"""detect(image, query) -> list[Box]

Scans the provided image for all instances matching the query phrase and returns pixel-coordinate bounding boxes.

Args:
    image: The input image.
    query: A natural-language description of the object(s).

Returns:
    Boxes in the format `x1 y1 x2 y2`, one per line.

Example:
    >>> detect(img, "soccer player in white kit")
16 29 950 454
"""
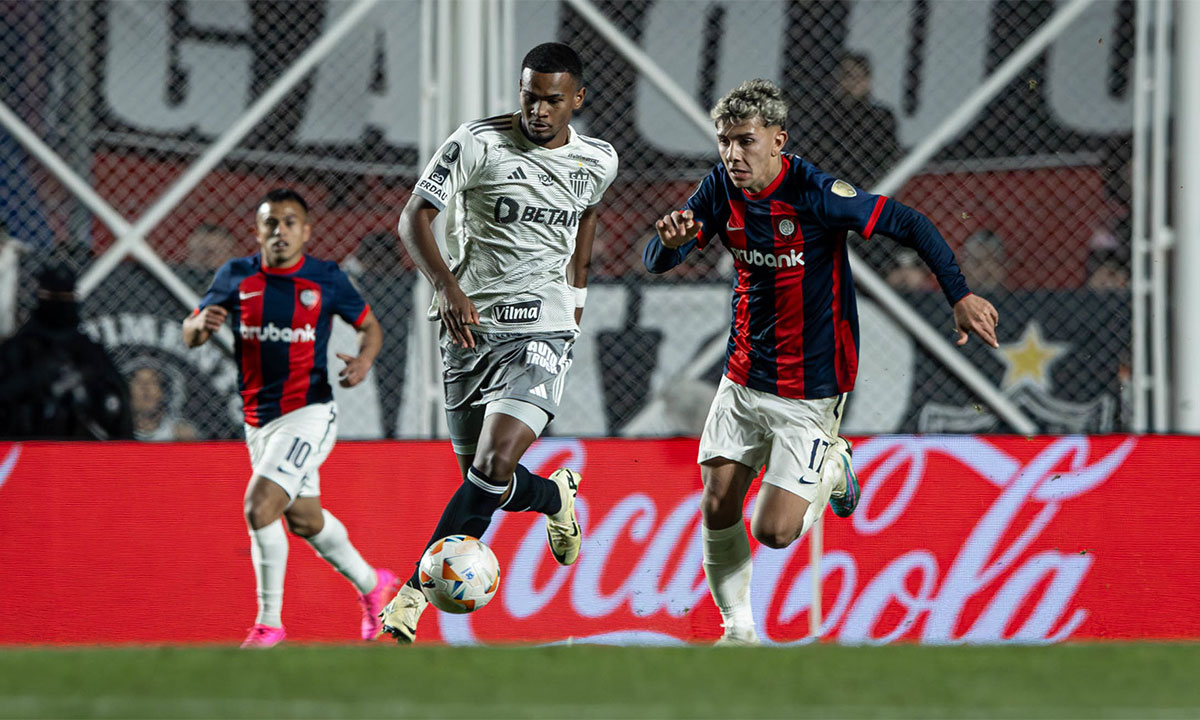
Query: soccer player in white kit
380 43 618 643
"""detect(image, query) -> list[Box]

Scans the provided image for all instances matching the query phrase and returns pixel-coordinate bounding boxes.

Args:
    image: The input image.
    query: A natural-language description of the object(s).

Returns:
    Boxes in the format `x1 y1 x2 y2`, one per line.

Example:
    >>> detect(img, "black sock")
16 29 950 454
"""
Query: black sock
499 464 562 515
408 466 505 587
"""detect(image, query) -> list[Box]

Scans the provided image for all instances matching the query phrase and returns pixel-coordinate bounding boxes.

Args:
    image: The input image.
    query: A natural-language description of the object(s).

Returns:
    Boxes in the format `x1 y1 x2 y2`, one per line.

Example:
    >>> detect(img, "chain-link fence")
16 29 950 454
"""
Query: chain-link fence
0 0 1138 440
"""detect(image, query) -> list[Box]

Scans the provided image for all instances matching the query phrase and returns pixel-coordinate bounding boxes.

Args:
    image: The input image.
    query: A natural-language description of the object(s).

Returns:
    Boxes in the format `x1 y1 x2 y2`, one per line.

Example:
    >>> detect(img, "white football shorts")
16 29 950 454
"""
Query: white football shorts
698 376 847 503
244 401 338 498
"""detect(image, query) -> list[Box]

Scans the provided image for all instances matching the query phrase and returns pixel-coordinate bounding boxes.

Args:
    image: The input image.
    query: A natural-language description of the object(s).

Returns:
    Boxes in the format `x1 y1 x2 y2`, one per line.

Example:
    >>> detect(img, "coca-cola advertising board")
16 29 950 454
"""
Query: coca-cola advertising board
0 436 1196 645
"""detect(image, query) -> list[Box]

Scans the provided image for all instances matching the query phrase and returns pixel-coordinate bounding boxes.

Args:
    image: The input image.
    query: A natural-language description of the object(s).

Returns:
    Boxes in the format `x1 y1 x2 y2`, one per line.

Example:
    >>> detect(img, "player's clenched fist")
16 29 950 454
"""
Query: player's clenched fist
196 305 228 332
655 209 703 249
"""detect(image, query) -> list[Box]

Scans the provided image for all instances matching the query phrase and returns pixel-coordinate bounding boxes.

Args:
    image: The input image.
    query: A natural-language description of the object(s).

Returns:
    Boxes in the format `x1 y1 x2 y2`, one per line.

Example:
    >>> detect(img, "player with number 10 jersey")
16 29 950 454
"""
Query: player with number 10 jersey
184 188 395 648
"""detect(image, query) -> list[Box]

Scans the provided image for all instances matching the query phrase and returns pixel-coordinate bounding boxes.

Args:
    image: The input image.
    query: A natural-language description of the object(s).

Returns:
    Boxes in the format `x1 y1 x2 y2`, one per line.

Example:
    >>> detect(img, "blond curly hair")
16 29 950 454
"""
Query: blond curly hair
711 78 788 128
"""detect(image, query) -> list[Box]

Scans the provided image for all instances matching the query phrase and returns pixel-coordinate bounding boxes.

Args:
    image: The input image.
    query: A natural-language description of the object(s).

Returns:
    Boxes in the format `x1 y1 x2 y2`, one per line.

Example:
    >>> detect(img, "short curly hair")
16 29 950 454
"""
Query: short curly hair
710 78 788 129
522 42 584 87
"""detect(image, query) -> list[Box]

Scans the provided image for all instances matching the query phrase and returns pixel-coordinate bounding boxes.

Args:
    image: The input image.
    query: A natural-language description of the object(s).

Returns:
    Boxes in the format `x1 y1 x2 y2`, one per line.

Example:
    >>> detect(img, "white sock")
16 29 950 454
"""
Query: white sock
702 521 755 634
249 519 288 628
798 492 829 539
799 453 839 536
305 509 376 594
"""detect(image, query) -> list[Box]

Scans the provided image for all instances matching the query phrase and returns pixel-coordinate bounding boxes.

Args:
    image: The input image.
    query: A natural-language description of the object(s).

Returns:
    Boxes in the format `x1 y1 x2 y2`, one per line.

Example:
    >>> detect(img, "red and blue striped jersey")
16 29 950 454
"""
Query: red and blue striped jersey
644 154 970 400
195 254 370 427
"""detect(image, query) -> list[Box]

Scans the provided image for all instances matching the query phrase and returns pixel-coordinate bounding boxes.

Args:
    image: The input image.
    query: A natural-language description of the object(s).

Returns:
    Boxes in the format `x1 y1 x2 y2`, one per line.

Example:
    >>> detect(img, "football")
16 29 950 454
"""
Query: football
418 535 501 614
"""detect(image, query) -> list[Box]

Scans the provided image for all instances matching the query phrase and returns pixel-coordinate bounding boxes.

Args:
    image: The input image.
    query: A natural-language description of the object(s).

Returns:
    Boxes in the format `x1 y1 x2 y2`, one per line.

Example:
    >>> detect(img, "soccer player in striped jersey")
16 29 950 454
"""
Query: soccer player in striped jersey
644 79 999 645
379 42 618 643
183 188 395 648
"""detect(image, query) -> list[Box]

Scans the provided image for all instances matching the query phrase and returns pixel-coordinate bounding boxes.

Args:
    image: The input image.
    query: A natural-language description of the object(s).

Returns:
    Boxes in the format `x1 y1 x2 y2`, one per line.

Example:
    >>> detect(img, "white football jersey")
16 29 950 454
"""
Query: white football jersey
412 113 618 334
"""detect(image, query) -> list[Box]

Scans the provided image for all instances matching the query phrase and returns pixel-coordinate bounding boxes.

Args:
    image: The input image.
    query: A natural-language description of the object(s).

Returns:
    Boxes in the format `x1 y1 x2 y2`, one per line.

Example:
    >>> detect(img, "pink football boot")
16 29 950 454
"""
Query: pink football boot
358 568 399 640
240 624 286 648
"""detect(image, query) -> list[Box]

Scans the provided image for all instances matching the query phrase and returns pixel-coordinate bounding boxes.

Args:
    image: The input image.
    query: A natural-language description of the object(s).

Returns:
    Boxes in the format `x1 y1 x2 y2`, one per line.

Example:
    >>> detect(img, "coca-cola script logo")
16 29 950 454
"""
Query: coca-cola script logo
6 437 1196 646
435 436 1137 645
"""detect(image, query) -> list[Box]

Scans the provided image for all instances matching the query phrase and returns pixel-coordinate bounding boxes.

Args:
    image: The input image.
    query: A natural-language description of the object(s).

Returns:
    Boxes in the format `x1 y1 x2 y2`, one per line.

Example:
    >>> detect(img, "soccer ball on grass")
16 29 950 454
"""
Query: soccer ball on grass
418 534 501 613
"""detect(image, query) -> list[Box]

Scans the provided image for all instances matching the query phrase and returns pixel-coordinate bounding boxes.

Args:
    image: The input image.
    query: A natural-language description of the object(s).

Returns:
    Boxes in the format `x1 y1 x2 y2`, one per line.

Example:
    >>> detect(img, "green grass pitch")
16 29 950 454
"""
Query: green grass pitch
0 643 1197 719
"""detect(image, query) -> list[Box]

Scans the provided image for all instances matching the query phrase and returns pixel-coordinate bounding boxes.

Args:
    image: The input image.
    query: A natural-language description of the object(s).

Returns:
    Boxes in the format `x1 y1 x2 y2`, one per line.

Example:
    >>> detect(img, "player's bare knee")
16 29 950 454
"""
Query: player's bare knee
700 486 738 524
244 500 280 530
751 529 795 550
750 519 800 550
244 479 288 529
285 514 319 538
284 498 325 537
473 449 519 485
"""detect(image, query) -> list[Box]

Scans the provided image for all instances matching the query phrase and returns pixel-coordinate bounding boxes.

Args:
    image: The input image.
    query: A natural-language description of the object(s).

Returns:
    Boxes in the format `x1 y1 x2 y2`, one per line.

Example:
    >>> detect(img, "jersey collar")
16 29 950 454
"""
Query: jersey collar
259 254 307 275
741 155 791 201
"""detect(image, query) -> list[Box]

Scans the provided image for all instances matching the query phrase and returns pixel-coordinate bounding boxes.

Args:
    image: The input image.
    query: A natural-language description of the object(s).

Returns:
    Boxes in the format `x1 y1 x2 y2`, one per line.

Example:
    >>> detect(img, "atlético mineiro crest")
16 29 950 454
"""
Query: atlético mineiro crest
299 288 320 309
569 166 590 198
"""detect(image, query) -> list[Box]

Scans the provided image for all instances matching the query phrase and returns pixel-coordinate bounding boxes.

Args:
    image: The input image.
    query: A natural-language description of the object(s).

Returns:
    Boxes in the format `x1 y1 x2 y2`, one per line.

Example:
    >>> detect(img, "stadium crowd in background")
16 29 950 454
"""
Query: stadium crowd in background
123 355 198 442
183 224 239 271
0 263 132 440
960 229 1008 293
803 52 900 190
341 230 403 282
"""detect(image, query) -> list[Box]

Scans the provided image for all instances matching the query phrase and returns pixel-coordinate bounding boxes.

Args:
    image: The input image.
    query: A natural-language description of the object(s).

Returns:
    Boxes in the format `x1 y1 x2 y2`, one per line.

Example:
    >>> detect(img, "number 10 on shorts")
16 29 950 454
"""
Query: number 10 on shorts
285 437 312 468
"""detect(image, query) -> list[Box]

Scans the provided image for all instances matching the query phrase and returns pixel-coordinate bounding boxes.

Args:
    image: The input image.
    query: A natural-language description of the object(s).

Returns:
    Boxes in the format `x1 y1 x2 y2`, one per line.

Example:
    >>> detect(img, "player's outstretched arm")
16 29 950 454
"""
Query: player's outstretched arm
953 294 1000 348
863 198 999 349
398 195 478 348
181 306 227 348
569 206 599 325
337 308 383 387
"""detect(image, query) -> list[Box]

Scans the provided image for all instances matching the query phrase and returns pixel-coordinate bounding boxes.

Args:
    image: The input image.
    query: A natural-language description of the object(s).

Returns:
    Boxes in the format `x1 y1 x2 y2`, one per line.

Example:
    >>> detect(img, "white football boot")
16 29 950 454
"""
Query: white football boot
546 468 582 565
379 583 428 644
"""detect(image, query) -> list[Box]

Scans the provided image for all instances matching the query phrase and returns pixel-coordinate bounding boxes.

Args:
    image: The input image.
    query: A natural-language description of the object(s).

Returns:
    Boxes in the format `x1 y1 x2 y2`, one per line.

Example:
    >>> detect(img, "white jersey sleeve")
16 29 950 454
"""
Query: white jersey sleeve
586 140 618 207
412 125 485 211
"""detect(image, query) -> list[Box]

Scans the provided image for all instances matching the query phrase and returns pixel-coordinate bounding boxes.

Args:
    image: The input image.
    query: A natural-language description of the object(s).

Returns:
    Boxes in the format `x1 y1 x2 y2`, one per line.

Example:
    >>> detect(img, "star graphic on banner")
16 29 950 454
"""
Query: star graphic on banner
993 321 1070 392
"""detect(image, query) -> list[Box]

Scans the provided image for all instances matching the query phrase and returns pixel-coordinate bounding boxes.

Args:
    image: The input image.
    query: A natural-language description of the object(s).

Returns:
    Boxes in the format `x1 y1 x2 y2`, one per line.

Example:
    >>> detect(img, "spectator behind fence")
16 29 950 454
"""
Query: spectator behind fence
885 248 934 292
0 263 132 439
803 52 901 275
341 230 403 280
184 224 238 270
960 229 1008 293
125 356 198 441
807 52 900 190
1085 247 1130 291
1086 141 1132 291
